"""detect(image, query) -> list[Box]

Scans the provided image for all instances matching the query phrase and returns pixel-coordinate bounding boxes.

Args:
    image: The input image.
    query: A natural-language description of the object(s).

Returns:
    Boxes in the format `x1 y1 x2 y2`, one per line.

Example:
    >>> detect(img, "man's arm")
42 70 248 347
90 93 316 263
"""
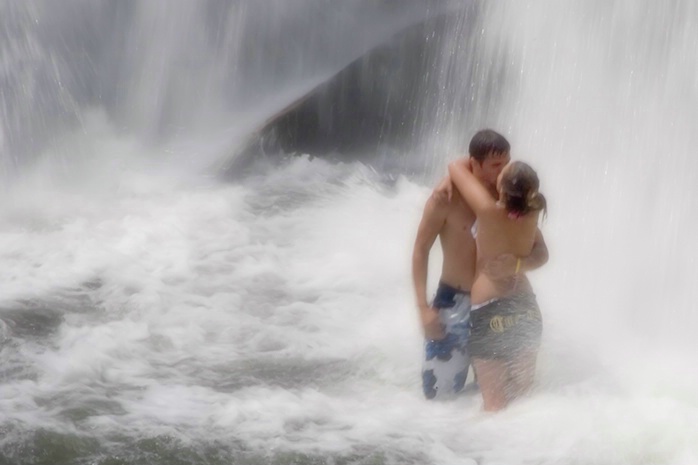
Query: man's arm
481 228 549 278
412 191 448 340
521 228 549 272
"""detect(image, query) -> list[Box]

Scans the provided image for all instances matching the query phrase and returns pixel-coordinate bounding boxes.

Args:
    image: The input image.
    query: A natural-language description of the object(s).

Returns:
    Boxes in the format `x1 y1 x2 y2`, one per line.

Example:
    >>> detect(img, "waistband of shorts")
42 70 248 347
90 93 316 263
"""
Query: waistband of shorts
470 298 498 312
437 281 470 296
470 293 537 312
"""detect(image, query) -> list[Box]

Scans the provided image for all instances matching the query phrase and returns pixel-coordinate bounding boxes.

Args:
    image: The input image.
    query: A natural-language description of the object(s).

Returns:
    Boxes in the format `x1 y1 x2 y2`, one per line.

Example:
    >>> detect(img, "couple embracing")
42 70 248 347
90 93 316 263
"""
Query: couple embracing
412 129 548 411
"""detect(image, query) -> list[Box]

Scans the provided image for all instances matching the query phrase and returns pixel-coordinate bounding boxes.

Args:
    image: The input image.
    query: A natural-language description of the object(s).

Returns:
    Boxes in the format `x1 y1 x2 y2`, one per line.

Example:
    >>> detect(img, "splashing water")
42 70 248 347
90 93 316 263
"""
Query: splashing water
1 1 697 464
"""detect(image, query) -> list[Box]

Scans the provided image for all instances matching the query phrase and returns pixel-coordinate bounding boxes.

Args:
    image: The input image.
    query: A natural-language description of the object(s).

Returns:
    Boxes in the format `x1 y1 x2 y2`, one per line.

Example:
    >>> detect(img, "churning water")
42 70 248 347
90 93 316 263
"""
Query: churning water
1 1 697 464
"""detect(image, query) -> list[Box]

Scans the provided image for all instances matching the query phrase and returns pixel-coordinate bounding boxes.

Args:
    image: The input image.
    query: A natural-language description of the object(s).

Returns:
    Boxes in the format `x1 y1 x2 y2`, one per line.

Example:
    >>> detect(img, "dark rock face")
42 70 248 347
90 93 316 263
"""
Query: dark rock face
266 23 440 157
4 1 487 178
226 5 481 175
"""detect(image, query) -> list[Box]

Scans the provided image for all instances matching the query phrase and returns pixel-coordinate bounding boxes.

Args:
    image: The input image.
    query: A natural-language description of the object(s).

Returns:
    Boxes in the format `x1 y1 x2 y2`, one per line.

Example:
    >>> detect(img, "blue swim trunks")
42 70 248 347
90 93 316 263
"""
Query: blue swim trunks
422 282 472 400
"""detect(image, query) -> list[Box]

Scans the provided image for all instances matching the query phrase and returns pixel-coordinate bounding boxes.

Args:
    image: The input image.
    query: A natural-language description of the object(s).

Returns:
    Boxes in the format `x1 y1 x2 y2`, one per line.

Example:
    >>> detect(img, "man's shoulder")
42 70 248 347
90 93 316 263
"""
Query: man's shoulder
425 188 449 211
429 183 459 205
429 192 475 228
430 190 471 213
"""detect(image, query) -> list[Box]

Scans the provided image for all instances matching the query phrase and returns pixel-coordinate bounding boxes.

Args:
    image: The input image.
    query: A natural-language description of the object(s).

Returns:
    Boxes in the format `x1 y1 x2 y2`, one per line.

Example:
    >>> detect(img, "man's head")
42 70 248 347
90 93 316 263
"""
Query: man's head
468 129 511 191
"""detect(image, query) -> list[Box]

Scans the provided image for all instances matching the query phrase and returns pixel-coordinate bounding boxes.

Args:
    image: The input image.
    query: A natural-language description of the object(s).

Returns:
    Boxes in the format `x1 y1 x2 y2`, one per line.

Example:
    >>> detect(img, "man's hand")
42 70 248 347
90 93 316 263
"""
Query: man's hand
432 176 453 204
482 253 519 279
420 306 445 340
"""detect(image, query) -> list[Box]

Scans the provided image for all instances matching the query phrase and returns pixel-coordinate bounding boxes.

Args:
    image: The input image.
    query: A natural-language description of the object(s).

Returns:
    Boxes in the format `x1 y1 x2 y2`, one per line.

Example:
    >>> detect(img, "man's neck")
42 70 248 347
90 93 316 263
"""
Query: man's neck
486 185 498 199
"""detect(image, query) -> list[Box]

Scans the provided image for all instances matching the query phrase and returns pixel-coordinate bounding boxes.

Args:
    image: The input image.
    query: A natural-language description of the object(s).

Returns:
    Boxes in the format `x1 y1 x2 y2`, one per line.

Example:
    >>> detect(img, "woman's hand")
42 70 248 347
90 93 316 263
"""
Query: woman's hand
432 175 453 203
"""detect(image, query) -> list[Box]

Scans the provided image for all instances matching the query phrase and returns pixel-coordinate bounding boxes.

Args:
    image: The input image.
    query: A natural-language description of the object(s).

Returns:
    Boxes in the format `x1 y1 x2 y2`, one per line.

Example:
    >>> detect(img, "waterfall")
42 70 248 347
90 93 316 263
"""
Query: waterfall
1 2 696 464
0 0 461 175
436 0 698 347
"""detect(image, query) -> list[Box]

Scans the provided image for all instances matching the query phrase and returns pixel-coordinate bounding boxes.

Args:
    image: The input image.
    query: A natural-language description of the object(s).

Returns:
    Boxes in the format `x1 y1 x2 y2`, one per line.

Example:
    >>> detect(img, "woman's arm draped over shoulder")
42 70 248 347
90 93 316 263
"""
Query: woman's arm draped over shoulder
447 159 496 215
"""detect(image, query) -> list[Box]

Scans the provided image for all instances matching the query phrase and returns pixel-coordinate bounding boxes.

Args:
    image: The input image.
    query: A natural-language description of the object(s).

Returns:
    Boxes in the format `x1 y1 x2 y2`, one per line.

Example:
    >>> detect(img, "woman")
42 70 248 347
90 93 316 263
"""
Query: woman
448 158 547 411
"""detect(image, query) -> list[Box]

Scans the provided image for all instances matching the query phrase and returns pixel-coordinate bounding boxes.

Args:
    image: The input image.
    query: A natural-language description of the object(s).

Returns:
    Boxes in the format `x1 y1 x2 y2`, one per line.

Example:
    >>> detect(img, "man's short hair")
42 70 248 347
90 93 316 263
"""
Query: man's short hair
468 129 510 162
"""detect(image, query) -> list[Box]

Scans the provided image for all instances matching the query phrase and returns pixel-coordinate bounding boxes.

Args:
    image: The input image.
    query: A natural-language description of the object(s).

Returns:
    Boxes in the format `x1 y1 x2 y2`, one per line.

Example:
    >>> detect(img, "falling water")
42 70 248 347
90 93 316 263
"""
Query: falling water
1 1 697 464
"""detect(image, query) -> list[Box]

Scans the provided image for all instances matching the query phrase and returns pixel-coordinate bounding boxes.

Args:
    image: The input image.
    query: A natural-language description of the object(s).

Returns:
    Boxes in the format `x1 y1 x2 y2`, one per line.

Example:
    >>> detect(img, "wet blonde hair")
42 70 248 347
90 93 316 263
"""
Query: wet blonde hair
500 161 547 218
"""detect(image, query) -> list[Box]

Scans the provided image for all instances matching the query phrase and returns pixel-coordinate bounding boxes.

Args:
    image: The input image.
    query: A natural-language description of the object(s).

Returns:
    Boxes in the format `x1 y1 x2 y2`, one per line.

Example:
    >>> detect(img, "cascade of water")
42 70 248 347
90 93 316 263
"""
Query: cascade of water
1 2 697 463
430 0 698 355
0 0 461 175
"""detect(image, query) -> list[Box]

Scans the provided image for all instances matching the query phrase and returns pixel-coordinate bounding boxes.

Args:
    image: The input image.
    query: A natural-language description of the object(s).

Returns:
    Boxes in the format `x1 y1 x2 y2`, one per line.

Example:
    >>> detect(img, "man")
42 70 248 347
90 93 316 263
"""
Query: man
412 129 548 399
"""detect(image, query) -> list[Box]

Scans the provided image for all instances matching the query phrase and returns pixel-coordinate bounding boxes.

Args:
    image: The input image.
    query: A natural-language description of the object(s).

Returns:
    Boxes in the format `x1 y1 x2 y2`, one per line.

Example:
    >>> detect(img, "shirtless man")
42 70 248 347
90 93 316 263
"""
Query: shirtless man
412 129 548 399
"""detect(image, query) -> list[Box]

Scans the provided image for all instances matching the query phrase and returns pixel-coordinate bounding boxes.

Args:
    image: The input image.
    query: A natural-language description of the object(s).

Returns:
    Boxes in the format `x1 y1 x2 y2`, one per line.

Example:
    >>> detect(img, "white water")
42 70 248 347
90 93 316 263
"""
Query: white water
1 114 697 464
2 1 698 464
470 0 698 388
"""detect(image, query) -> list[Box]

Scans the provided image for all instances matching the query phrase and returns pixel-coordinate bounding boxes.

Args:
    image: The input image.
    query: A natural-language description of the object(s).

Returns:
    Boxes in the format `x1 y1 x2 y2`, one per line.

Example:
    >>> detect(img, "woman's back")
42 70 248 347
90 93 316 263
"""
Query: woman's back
472 206 540 303
448 159 546 305
446 134 548 411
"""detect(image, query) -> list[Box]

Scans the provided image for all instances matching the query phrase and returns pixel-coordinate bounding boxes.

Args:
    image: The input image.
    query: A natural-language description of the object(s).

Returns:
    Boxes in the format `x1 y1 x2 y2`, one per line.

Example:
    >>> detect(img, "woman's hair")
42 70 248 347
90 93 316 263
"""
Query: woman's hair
500 161 547 218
